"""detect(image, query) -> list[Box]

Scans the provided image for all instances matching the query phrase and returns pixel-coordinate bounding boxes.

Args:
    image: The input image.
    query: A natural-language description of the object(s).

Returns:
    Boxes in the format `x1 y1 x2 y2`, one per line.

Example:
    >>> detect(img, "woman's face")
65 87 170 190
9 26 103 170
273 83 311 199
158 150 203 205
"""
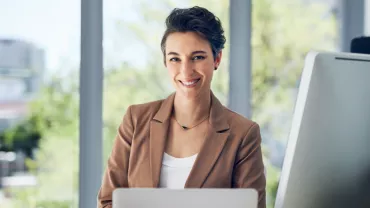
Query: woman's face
164 31 222 100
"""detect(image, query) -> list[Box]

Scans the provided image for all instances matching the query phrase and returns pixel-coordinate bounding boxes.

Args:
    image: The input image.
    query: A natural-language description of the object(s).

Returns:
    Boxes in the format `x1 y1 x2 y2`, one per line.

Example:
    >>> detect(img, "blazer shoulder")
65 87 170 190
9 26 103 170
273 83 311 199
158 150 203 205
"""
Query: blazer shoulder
127 99 165 123
223 107 259 134
223 108 262 150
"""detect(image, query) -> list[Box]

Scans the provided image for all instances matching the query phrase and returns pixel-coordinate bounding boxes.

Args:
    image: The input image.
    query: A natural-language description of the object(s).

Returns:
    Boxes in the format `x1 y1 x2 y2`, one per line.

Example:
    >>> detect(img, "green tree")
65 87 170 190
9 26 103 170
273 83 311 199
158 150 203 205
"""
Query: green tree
0 114 43 157
4 74 80 207
0 74 79 156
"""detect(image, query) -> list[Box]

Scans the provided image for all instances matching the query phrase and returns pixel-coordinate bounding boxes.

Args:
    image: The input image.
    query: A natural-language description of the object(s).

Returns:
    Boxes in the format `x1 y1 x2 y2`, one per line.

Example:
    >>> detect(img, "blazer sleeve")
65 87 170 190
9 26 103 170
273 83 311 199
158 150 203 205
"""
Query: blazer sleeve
97 106 134 208
233 122 266 208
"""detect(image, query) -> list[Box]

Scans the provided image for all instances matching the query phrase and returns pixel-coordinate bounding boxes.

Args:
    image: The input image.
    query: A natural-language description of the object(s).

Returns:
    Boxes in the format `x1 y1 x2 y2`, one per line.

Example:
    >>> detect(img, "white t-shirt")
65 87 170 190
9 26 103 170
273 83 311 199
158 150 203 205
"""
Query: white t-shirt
159 152 198 189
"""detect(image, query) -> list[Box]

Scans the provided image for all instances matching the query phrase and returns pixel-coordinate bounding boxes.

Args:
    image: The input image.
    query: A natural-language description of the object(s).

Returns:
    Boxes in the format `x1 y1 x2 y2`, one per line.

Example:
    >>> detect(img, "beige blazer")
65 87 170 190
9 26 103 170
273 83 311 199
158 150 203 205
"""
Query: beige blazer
97 92 266 208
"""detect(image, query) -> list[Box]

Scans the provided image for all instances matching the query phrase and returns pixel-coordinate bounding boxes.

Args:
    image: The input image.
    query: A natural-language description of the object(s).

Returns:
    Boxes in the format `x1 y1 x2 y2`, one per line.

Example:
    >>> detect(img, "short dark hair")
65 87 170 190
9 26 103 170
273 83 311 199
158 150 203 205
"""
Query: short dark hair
161 6 226 61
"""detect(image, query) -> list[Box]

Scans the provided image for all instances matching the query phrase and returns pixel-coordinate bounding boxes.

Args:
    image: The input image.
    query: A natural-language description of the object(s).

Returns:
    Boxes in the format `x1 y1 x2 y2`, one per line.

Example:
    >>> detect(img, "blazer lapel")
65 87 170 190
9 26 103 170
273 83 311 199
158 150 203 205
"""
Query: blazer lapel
149 93 175 187
185 92 230 188
149 120 168 187
185 127 229 188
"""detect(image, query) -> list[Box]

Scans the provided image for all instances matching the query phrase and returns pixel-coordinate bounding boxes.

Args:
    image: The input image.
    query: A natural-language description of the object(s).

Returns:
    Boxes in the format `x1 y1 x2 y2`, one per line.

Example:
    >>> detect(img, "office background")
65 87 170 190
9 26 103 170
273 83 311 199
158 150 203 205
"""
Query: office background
0 0 369 207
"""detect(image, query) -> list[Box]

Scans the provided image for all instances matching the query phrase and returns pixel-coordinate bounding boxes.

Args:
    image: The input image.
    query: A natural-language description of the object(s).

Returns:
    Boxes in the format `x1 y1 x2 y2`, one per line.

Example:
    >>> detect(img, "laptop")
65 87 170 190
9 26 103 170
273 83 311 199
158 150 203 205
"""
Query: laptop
112 188 258 208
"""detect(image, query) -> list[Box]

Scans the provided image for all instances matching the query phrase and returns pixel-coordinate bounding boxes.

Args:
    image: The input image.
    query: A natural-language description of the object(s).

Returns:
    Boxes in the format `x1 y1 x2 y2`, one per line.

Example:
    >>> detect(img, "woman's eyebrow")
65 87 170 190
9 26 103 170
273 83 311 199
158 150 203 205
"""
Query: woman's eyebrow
167 50 207 56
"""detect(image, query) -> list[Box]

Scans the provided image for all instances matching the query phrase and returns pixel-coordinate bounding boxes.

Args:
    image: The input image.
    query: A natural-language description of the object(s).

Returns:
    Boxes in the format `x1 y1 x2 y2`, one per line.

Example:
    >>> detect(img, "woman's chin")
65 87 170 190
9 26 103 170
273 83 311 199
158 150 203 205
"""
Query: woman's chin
179 91 197 99
176 88 209 101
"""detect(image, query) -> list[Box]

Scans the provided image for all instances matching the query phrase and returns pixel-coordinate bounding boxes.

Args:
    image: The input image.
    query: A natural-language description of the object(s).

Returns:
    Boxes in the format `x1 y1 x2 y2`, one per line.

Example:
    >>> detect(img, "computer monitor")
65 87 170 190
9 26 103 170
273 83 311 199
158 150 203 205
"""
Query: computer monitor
275 51 370 208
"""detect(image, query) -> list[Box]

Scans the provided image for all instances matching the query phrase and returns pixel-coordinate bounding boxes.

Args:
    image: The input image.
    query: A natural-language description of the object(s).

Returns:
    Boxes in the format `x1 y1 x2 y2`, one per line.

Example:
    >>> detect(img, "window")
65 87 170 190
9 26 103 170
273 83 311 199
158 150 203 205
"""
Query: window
0 1 80 207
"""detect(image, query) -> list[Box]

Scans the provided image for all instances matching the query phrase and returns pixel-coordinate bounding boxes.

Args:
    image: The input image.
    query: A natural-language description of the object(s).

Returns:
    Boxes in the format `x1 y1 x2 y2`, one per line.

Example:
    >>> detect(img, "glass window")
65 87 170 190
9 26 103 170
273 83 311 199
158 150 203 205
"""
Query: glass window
0 1 80 207
251 0 339 206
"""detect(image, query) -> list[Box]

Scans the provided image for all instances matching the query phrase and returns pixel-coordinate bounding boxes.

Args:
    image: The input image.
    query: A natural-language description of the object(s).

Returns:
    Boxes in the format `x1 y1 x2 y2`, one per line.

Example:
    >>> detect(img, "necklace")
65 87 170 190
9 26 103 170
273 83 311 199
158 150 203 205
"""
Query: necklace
173 115 209 130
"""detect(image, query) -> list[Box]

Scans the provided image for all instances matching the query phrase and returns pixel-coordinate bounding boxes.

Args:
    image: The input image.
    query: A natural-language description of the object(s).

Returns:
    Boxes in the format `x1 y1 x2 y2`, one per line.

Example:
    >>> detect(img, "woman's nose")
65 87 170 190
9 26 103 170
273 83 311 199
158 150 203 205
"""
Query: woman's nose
180 61 194 76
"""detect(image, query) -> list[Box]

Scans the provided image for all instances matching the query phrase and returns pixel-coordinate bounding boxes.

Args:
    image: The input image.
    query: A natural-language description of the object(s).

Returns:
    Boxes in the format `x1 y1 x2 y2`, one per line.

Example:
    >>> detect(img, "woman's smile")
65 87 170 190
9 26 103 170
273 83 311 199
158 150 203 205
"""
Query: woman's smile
179 78 201 88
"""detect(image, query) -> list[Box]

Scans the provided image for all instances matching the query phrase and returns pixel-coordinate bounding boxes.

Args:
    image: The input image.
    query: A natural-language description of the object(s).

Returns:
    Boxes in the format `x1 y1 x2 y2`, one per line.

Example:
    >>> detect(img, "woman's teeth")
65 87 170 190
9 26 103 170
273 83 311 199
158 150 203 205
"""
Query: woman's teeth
182 80 198 86
180 79 200 87
181 79 200 86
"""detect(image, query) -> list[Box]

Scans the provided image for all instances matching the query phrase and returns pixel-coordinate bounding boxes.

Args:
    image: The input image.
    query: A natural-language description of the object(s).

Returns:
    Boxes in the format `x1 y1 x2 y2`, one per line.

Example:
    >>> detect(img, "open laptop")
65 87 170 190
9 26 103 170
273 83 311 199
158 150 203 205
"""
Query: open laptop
113 188 258 208
275 51 370 208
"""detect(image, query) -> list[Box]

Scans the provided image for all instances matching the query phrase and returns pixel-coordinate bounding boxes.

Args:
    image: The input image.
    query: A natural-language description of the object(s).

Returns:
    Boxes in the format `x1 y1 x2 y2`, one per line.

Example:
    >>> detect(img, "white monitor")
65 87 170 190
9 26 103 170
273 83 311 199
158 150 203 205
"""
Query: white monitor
275 51 370 208
113 188 258 208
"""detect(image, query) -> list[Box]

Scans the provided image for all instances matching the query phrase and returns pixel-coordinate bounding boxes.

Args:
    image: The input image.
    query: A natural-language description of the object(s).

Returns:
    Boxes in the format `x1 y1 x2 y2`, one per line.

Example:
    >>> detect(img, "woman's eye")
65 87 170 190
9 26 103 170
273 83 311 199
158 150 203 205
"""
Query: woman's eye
193 56 205 60
169 57 180 62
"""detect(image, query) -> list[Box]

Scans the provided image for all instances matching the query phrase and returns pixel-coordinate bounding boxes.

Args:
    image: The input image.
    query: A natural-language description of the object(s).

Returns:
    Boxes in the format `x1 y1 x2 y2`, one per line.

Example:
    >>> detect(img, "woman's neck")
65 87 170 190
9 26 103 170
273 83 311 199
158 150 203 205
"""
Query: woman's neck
173 91 211 128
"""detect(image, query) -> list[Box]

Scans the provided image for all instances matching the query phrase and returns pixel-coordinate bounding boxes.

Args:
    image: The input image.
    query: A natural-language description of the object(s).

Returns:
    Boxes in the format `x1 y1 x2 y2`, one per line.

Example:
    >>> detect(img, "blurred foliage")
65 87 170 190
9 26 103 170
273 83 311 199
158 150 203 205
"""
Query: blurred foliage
2 0 336 207
4 187 74 208
3 75 80 207
0 75 78 156
265 160 281 207
0 114 43 157
251 0 337 129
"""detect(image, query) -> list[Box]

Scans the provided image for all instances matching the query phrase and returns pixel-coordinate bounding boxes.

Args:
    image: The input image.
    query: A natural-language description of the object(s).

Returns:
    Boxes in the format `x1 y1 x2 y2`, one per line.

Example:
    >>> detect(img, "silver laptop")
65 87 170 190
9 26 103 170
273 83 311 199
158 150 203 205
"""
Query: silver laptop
113 188 258 208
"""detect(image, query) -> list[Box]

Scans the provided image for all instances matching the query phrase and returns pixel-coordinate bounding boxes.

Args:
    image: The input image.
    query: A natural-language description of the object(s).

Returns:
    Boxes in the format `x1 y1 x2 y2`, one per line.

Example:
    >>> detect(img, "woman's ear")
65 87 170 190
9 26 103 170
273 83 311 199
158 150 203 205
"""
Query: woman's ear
214 50 223 70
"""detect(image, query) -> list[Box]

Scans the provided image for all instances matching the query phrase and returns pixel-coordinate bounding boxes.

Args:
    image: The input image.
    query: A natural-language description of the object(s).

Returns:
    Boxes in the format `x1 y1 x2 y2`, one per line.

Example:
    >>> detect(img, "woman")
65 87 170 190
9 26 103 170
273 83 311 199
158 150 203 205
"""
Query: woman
98 6 266 208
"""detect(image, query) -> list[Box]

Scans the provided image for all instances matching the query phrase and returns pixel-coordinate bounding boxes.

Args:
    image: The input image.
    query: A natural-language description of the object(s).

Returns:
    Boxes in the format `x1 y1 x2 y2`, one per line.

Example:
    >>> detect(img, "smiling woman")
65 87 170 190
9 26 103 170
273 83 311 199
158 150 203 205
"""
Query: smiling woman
98 6 266 208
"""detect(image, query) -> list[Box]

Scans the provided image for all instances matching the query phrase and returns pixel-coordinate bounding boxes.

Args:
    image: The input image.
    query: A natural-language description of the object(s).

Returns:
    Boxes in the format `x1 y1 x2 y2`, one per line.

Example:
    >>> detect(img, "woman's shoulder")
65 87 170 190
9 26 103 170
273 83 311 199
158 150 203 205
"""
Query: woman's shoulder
222 107 260 133
130 99 164 110
127 98 165 119
220 107 262 146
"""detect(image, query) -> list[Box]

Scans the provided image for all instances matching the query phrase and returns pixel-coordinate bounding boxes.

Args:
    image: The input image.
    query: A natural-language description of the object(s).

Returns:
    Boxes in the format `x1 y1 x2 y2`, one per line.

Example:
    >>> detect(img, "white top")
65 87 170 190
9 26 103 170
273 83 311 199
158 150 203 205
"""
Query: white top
159 152 198 189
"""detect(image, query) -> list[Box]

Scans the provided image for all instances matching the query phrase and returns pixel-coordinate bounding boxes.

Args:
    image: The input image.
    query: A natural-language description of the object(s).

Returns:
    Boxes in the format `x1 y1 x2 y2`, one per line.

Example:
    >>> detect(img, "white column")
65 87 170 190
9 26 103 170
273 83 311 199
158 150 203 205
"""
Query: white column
365 0 370 35
339 0 366 52
79 0 103 207
228 0 252 118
